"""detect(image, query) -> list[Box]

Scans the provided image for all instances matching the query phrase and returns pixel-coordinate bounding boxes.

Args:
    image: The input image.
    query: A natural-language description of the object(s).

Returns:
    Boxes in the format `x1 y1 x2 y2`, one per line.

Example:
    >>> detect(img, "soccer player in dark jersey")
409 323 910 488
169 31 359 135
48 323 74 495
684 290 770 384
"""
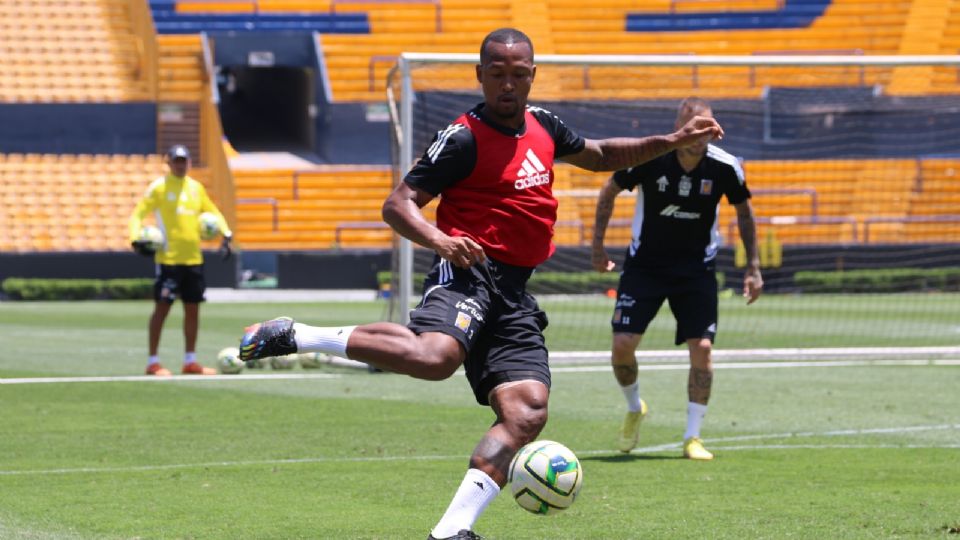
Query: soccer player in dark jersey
239 30 723 539
591 97 763 461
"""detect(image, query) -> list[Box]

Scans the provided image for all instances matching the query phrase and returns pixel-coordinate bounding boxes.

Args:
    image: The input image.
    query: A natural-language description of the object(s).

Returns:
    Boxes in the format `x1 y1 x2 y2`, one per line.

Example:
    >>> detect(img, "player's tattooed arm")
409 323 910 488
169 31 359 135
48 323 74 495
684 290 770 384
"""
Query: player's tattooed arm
735 200 763 304
688 366 713 405
735 201 760 270
563 116 724 172
565 136 676 172
591 177 622 271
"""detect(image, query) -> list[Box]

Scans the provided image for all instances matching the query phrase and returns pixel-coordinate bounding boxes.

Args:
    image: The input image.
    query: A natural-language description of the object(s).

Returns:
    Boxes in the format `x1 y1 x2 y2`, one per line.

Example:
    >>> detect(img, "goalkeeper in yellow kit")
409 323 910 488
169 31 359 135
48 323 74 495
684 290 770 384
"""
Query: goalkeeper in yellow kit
128 145 233 376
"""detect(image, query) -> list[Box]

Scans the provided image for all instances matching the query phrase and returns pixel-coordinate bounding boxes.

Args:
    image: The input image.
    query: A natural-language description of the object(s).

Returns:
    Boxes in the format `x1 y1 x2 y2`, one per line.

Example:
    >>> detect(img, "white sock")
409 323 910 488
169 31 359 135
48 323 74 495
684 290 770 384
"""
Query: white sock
147 355 160 366
684 402 709 440
430 468 500 539
620 381 643 413
183 352 197 365
293 323 356 357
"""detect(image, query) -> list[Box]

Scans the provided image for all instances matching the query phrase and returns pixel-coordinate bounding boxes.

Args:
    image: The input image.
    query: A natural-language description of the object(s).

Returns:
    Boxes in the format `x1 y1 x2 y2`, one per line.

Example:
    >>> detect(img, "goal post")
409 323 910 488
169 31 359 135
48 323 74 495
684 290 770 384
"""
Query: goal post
386 53 960 360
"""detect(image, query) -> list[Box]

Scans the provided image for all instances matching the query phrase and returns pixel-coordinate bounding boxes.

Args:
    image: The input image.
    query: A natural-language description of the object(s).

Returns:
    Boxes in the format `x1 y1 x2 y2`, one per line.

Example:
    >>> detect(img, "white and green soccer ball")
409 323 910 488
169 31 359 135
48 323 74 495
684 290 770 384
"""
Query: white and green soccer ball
216 346 244 374
198 212 221 240
269 355 298 370
508 440 583 515
298 352 332 369
139 225 164 251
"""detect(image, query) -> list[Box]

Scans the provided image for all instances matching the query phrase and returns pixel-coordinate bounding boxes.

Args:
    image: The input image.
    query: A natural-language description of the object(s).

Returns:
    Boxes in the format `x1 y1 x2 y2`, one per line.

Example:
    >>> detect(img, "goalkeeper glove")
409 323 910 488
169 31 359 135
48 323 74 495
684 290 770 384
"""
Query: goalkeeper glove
131 240 156 257
218 235 233 260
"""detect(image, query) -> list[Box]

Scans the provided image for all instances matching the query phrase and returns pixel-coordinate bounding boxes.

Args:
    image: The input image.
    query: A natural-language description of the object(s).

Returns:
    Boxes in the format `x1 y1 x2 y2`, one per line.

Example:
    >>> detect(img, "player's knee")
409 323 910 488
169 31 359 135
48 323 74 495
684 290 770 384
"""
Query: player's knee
612 332 641 356
508 393 549 441
692 338 712 354
689 338 713 367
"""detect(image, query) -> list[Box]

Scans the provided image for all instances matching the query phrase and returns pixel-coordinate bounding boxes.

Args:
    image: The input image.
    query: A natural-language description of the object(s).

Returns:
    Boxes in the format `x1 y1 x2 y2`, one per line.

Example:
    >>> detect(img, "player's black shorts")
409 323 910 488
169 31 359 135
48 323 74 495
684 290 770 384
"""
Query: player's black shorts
612 266 718 345
407 256 550 406
154 264 206 304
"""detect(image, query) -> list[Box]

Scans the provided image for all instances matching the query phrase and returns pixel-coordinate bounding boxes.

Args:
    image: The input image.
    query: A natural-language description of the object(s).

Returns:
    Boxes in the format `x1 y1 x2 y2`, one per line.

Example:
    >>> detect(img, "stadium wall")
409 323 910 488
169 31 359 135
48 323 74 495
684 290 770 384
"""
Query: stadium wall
229 245 960 291
6 246 956 292
0 104 156 154
0 252 239 288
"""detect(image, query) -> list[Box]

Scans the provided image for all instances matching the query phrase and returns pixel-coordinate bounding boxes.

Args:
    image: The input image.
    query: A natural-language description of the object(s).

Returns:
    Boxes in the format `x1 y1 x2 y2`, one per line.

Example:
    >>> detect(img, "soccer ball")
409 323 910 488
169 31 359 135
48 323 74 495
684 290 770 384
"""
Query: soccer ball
269 355 298 370
245 356 266 369
298 352 331 369
139 225 164 251
217 347 244 374
508 440 583 515
198 212 221 240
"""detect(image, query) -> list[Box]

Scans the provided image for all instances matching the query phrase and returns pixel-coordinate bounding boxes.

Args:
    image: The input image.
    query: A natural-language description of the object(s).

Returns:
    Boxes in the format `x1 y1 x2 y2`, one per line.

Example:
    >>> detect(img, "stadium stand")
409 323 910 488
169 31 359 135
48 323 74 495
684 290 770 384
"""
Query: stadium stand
554 158 960 247
1 0 957 255
0 0 157 103
0 154 161 251
232 167 432 250
147 0 370 34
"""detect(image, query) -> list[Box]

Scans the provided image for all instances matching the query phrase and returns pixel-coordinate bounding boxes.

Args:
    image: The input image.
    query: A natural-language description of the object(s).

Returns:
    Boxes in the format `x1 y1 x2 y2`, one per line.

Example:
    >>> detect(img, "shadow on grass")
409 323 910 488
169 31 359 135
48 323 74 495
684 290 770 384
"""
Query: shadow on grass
581 453 683 463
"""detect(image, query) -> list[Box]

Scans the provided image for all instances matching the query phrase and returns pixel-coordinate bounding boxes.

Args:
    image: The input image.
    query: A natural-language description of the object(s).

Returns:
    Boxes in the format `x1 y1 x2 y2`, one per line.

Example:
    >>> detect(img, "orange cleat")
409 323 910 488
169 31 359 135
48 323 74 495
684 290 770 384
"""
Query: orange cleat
146 363 173 376
182 362 217 375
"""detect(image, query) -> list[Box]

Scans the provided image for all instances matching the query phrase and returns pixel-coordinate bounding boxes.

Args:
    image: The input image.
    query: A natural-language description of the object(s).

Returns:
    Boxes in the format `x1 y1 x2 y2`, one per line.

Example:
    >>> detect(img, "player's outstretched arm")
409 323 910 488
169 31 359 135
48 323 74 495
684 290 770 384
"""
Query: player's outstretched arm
591 176 622 272
564 115 724 172
735 200 763 304
382 182 486 269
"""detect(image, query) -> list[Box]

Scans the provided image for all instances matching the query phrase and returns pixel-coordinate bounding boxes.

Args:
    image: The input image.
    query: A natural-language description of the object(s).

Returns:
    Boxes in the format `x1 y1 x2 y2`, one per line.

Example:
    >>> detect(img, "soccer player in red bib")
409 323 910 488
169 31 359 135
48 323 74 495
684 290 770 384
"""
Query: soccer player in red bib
239 28 723 540
591 97 763 461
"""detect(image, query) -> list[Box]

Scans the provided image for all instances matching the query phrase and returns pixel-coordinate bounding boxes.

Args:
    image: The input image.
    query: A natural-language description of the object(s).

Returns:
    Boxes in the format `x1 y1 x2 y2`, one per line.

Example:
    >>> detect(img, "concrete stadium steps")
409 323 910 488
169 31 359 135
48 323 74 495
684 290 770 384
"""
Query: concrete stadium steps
0 153 218 252
0 0 152 103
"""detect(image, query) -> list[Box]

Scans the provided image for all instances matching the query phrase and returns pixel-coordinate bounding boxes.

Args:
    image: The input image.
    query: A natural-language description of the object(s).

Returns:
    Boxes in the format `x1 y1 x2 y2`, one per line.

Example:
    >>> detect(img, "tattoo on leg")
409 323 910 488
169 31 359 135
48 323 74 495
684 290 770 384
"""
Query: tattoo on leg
688 367 713 404
469 434 516 473
613 364 638 386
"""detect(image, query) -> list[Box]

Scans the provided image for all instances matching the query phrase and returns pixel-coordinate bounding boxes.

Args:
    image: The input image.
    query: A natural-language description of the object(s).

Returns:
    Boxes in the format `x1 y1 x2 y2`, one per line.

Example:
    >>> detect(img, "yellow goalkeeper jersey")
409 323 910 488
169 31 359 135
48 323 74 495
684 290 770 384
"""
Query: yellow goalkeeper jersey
128 173 233 266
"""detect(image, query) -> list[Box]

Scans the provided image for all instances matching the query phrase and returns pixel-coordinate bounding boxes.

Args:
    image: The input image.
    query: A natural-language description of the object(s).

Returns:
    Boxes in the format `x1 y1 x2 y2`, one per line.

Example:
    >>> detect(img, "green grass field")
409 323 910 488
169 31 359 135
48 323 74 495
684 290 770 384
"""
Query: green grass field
1 298 958 539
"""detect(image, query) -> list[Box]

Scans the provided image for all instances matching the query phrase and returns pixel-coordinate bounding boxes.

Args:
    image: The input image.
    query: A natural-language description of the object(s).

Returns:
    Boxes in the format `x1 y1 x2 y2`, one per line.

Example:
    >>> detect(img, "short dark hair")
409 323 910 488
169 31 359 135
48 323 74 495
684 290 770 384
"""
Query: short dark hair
678 96 711 117
479 28 534 64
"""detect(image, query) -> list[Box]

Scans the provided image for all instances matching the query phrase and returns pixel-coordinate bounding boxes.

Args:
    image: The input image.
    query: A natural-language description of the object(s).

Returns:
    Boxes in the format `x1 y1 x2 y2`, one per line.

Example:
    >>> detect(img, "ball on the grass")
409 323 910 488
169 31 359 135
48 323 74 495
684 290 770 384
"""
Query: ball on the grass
217 347 244 374
269 355 298 370
298 352 332 369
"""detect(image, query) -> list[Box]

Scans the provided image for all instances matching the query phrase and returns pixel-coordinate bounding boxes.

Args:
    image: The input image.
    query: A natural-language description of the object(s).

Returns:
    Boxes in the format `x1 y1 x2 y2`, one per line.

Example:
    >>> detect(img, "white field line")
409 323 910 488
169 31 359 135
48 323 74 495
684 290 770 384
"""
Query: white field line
2 357 957 385
550 346 960 364
553 359 960 373
616 423 960 453
0 424 956 477
0 373 341 385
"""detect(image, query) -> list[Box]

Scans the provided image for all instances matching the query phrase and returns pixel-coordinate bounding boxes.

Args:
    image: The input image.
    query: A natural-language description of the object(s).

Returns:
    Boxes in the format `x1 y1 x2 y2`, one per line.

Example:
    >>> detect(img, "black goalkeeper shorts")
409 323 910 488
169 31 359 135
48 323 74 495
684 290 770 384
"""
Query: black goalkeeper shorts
154 264 206 304
407 256 550 406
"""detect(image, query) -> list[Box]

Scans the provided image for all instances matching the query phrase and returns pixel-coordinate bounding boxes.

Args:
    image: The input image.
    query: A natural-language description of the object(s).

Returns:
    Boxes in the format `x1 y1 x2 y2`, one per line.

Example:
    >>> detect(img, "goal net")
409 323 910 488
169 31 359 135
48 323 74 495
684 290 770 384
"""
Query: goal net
386 53 960 362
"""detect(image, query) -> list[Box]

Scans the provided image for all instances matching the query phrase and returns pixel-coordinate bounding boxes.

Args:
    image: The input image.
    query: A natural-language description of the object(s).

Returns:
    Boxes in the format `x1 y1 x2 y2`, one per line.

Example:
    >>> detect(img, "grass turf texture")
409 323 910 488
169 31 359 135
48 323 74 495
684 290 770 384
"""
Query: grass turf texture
0 299 958 538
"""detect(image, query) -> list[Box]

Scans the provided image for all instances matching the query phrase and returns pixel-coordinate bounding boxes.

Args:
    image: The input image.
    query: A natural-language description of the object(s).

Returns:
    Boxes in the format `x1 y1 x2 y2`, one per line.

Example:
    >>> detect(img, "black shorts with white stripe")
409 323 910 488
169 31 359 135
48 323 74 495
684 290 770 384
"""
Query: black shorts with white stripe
407 255 551 405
